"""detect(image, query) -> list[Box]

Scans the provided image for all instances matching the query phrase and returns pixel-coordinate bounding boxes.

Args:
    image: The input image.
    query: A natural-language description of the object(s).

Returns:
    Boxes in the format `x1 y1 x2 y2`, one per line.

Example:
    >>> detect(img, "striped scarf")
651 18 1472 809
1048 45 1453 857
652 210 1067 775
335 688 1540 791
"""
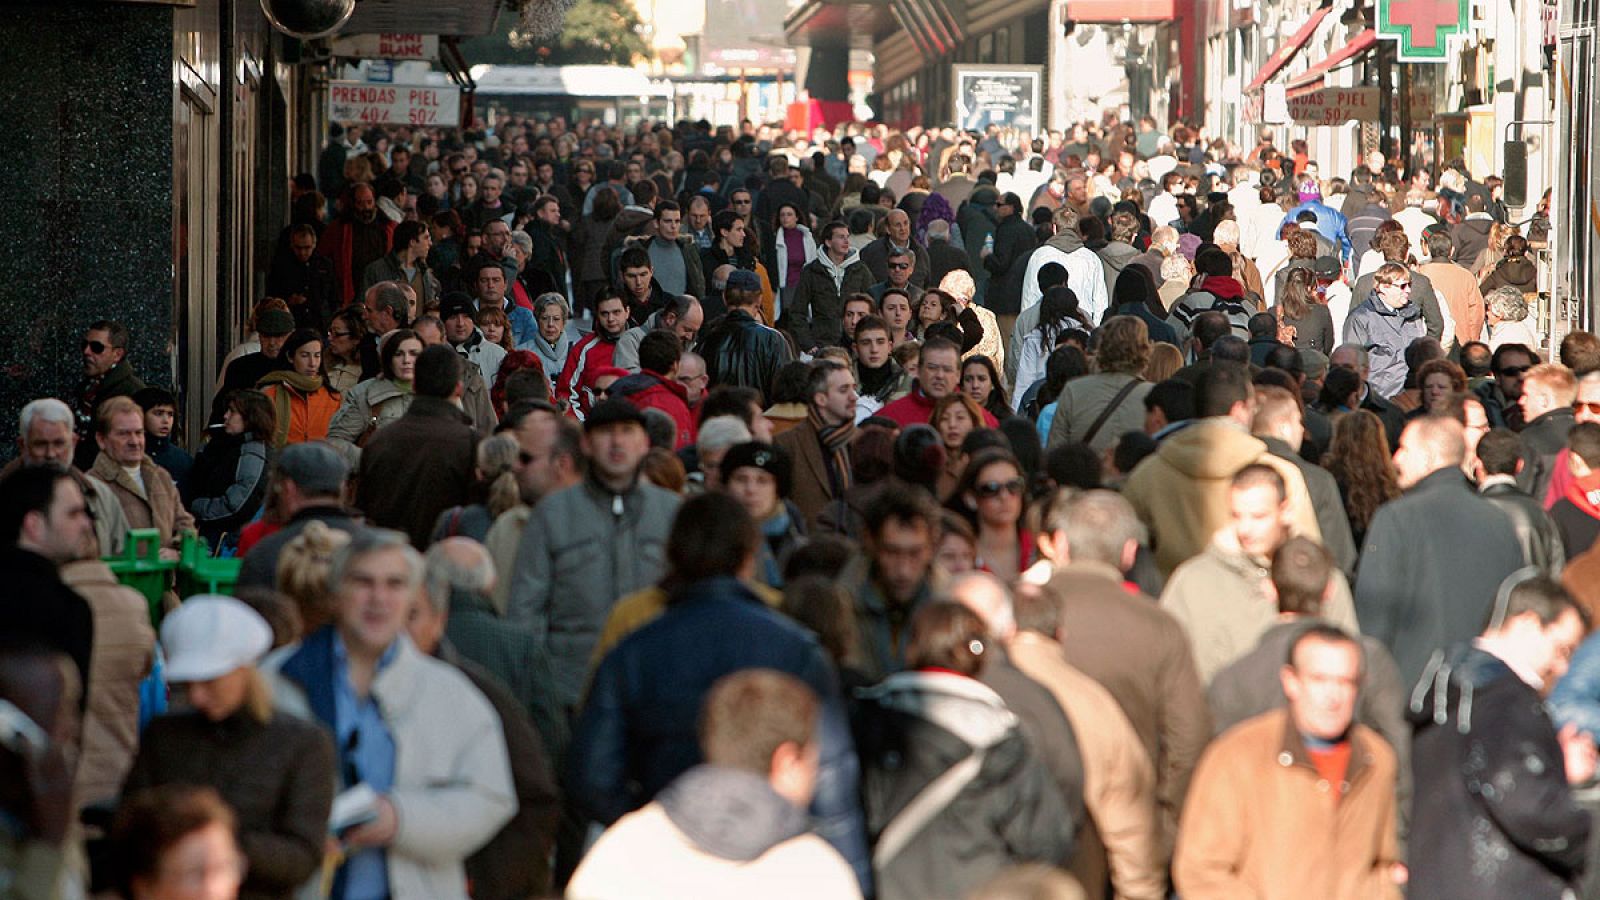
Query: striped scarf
810 408 856 495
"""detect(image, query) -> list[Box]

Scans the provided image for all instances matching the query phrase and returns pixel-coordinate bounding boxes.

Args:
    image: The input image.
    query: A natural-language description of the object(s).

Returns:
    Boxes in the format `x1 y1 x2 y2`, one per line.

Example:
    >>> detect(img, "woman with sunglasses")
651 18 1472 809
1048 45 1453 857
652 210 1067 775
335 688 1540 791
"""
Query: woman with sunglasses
946 449 1032 582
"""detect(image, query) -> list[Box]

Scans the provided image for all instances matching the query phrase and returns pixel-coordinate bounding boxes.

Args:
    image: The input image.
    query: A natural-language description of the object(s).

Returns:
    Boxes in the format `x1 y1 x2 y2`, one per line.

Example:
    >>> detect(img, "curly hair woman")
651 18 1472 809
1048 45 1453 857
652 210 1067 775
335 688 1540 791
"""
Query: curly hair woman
1323 409 1401 546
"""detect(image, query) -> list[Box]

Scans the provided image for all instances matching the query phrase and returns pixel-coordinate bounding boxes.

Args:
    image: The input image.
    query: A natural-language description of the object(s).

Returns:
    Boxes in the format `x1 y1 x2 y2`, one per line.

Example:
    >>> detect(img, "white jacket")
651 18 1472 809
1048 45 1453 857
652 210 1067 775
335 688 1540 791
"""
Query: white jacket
774 225 819 290
1020 243 1111 323
263 634 516 900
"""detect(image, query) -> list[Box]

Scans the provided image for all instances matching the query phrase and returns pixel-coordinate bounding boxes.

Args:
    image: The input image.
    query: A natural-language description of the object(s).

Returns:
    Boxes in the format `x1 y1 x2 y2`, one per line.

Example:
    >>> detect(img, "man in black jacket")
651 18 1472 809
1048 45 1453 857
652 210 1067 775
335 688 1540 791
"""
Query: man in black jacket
75 320 147 470
1516 362 1578 502
695 269 794 403
356 346 478 548
1408 576 1591 900
860 210 931 289
1476 428 1566 574
266 224 339 332
0 467 95 694
1354 415 1524 687
981 192 1038 337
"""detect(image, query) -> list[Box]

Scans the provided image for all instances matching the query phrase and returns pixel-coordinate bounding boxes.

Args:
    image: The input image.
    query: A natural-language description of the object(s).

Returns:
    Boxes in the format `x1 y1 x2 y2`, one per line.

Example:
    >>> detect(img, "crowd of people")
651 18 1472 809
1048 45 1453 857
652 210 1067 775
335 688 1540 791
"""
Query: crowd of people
3 109 1596 900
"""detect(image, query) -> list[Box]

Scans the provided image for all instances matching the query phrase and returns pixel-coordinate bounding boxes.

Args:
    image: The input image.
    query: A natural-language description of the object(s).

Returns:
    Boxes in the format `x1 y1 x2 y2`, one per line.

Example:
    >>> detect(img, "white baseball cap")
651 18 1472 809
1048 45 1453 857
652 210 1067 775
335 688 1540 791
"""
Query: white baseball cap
160 595 273 683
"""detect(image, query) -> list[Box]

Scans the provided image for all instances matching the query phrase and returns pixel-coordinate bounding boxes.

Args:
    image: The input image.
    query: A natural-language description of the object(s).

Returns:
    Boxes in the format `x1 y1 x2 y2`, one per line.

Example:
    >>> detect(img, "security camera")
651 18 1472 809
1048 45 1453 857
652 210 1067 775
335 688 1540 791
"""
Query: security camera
260 0 356 40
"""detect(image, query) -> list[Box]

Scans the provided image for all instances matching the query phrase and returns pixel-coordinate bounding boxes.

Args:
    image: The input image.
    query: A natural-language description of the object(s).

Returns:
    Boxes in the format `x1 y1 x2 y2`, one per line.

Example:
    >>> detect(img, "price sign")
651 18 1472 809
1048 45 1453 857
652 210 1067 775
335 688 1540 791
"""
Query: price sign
329 82 461 127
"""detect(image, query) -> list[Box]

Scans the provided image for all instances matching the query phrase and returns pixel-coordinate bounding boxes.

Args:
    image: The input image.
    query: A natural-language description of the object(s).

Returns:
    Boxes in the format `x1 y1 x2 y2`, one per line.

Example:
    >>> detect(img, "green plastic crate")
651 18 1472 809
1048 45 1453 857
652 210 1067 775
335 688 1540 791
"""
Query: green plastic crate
104 528 175 627
175 532 242 599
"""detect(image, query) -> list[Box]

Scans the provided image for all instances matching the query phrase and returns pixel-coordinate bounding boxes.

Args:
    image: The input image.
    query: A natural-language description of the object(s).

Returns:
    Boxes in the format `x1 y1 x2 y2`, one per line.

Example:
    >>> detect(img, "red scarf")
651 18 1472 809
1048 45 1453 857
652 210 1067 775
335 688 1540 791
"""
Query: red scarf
1563 467 1600 519
1200 275 1245 300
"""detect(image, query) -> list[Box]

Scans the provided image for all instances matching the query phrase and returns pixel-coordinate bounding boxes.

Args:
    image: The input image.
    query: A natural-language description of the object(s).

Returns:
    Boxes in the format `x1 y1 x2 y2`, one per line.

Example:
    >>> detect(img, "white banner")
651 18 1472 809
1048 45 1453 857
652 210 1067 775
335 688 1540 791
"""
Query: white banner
330 33 439 61
329 82 461 127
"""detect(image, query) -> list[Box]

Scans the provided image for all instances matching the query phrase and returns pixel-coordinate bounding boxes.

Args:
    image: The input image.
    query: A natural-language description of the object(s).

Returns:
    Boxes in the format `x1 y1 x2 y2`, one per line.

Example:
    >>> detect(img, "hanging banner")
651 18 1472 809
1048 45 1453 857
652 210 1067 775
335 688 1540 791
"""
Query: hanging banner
1377 0 1468 62
329 82 462 126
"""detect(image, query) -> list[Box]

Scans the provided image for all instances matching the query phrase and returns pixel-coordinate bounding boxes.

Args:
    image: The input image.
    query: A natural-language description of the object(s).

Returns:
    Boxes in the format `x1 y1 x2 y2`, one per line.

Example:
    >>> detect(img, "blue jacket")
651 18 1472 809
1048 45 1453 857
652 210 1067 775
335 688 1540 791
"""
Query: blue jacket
1281 200 1352 260
1342 294 1426 399
1549 633 1600 740
568 576 872 891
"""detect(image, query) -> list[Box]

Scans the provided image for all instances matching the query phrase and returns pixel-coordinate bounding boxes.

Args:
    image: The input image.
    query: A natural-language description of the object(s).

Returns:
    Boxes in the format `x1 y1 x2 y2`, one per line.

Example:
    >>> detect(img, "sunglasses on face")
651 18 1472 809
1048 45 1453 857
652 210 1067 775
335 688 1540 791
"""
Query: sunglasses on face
976 478 1025 499
452 168 468 176
1497 365 1532 377
82 339 109 354
328 330 352 339
889 263 911 270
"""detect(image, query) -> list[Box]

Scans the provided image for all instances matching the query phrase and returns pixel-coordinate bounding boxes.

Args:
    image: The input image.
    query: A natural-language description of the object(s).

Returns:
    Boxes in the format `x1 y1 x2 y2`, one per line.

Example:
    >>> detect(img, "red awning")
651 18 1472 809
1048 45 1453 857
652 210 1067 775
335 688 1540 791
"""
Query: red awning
1244 6 1332 93
1285 28 1378 90
1064 0 1176 22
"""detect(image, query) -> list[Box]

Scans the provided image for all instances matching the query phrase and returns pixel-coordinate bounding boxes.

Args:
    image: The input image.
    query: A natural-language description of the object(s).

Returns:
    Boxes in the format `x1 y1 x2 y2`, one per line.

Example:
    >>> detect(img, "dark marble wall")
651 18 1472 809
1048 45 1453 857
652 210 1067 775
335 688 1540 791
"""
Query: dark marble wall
0 3 174 462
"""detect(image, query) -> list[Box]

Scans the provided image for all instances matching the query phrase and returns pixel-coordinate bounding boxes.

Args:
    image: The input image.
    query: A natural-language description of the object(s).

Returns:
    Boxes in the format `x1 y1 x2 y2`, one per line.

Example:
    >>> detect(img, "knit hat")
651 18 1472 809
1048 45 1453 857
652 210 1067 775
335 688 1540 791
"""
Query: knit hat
719 441 792 498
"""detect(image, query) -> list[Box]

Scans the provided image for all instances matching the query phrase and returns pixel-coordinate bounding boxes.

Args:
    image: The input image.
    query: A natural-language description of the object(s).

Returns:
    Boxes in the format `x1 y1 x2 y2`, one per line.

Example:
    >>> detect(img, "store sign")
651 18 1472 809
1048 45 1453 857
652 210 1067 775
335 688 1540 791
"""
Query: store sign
329 82 461 126
1285 87 1381 126
952 65 1043 132
1377 0 1468 62
330 33 439 61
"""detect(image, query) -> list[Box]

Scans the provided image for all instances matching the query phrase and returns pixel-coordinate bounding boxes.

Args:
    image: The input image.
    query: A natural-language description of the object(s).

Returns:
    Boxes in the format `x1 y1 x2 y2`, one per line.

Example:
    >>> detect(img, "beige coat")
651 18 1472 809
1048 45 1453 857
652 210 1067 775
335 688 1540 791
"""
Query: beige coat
62 560 154 809
1009 632 1164 900
1162 532 1359 685
1174 709 1401 900
483 505 531 617
90 452 195 549
1121 418 1320 574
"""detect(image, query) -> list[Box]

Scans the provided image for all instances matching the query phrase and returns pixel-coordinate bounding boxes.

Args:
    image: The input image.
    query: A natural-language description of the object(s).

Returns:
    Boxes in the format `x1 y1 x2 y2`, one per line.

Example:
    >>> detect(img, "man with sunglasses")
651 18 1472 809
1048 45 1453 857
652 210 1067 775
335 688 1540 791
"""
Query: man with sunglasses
1476 343 1539 431
859 209 931 290
865 247 923 312
1342 263 1427 400
74 320 146 470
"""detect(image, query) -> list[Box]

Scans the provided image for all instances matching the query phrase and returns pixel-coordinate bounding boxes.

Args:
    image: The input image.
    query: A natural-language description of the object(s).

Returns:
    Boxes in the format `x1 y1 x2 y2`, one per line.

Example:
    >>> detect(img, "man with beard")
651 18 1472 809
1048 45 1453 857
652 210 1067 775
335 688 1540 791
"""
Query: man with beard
319 182 396 304
266 224 339 332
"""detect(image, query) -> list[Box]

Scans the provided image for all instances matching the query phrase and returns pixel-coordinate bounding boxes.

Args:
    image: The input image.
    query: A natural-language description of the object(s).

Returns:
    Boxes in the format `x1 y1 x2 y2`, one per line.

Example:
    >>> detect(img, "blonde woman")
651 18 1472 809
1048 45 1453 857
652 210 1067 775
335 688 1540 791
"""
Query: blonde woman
276 519 353 635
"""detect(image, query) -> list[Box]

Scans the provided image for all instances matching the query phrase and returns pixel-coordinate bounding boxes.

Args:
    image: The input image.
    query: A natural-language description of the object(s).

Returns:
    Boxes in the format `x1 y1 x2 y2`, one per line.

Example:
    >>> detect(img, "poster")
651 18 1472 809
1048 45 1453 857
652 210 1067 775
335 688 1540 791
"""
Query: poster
953 65 1042 132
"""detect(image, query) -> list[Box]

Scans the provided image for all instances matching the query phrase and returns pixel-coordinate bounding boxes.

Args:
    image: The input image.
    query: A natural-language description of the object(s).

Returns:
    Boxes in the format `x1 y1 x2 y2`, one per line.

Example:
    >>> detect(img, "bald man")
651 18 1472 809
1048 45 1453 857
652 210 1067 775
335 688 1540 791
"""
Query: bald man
1354 415 1525 686
951 574 1164 898
859 209 931 289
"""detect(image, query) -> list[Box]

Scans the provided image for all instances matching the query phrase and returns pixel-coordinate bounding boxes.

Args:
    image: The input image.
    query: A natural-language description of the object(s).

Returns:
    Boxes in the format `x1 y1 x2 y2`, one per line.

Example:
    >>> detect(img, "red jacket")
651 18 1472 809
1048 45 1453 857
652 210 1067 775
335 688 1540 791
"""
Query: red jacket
318 216 396 303
613 371 697 449
879 385 1001 429
557 332 620 419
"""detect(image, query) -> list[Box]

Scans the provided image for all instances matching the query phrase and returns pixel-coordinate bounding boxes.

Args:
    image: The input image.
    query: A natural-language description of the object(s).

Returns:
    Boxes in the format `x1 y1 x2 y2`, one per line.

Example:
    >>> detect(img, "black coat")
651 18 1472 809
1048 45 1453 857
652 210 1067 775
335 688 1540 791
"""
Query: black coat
926 238 971 288
1408 644 1590 900
1354 468 1525 688
1481 479 1566 574
982 213 1038 316
265 254 338 333
124 711 335 900
0 547 92 698
355 395 477 549
1517 406 1575 502
694 309 794 403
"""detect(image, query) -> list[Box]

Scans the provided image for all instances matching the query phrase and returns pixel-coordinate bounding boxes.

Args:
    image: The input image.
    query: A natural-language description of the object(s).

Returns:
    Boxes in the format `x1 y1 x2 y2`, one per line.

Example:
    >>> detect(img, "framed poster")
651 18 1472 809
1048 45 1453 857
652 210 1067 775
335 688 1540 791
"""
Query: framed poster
953 64 1043 132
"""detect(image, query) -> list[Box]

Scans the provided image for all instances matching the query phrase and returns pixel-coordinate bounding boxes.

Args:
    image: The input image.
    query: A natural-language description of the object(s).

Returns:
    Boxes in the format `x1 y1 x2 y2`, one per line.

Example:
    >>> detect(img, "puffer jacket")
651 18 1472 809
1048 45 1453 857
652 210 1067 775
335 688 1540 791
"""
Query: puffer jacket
505 476 680 708
1121 419 1320 574
1408 643 1590 900
854 669 1074 900
1342 294 1426 399
784 251 874 350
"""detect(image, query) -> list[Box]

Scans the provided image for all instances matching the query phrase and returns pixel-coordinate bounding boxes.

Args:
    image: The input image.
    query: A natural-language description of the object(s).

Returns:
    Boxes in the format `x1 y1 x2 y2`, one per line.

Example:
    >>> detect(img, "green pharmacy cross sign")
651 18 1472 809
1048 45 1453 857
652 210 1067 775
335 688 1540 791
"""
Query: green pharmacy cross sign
1377 0 1469 62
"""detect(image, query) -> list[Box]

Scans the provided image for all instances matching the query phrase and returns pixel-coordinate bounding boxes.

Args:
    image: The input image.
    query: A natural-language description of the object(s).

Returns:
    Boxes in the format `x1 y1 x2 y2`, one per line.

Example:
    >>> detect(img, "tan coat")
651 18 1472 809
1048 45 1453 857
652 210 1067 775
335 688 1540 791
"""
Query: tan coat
1009 632 1164 900
1045 562 1212 863
774 417 846 530
1121 418 1320 574
1418 260 1486 347
1162 533 1359 685
62 560 154 809
90 452 195 549
1174 709 1401 900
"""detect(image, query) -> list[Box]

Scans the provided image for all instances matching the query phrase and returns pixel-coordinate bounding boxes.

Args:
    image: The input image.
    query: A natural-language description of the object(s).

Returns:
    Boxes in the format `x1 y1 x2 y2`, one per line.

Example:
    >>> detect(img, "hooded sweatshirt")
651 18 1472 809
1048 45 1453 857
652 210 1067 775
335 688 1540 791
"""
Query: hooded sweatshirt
1122 418 1322 574
816 247 863 292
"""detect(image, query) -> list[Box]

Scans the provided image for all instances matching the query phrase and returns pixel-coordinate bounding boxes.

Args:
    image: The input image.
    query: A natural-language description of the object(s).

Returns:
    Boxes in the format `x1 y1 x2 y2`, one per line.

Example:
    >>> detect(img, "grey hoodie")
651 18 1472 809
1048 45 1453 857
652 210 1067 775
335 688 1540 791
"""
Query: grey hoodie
657 765 810 861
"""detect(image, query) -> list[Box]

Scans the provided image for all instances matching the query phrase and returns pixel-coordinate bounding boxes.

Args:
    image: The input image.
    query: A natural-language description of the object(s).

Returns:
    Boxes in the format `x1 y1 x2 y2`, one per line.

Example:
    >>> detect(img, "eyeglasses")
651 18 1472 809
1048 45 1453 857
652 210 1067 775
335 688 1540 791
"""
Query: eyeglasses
82 339 109 354
593 387 612 398
975 478 1025 498
1579 402 1600 416
1497 365 1532 377
1385 281 1412 290
889 263 912 270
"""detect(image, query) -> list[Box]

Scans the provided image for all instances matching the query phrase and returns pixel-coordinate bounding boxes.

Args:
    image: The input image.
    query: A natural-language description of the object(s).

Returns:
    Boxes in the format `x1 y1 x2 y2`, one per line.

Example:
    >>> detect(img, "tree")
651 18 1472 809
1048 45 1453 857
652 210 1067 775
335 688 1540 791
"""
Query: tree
459 0 647 67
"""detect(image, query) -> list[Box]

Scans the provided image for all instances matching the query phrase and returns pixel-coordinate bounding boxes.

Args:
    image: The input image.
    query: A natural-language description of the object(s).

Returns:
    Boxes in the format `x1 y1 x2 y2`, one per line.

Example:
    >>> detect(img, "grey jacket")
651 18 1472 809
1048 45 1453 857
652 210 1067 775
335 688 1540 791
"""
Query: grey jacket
506 477 681 707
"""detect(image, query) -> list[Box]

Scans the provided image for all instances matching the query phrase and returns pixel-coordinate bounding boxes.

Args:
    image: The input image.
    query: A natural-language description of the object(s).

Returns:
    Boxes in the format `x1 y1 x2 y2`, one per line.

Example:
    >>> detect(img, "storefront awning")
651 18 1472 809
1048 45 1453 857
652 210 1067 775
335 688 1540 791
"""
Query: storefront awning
1285 28 1377 91
784 0 896 49
341 0 502 37
1244 6 1332 93
1063 0 1176 23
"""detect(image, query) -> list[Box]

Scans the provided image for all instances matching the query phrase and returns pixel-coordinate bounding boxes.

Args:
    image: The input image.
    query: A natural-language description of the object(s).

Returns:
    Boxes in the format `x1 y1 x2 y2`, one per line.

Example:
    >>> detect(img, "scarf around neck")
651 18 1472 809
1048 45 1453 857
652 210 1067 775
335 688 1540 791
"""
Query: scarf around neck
811 408 856 495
